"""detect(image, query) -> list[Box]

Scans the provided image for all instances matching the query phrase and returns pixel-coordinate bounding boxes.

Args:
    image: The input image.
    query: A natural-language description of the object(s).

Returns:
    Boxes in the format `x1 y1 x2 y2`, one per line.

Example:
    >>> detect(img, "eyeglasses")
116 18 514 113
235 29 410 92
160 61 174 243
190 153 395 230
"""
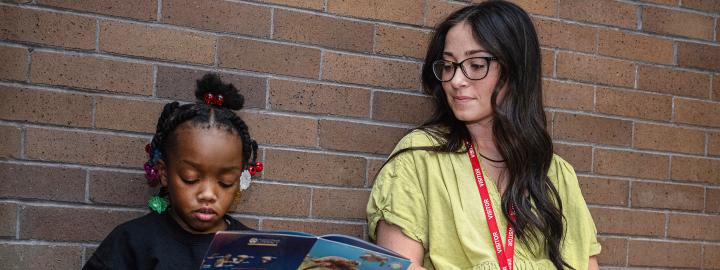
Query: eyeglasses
431 57 497 82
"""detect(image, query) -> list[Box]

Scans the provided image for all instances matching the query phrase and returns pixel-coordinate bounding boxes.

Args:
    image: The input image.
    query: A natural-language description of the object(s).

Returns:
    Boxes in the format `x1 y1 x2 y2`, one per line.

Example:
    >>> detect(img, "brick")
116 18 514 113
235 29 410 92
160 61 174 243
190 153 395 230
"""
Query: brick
0 203 16 237
598 30 673 64
241 112 317 148
590 207 665 236
553 143 592 173
631 182 704 211
38 0 157 21
100 21 215 65
706 244 720 269
264 149 365 187
20 206 141 241
372 92 433 124
597 237 626 266
682 0 720 13
375 26 432 59
0 45 28 81
95 97 164 133
367 158 386 187
268 79 370 118
319 120 407 155
235 182 311 217
162 0 270 37
638 65 711 98
559 0 637 29
639 0 678 5
0 244 83 270
628 240 701 268
668 214 720 241
274 10 374 52
156 66 265 108
709 188 720 214
552 113 632 146
0 125 20 159
541 48 553 77
25 128 147 168
678 42 720 72
579 176 628 206
312 188 370 220
595 87 672 121
219 37 321 78
542 80 593 111
556 52 635 88
327 0 424 25
322 52 421 90
711 132 720 156
426 0 465 27
642 7 714 40
0 6 95 50
0 86 93 127
594 149 669 180
89 171 155 207
714 75 720 101
31 52 153 95
634 123 705 154
671 156 720 184
534 18 596 53
0 163 85 202
256 0 323 10
674 98 720 128
508 0 557 16
262 220 364 238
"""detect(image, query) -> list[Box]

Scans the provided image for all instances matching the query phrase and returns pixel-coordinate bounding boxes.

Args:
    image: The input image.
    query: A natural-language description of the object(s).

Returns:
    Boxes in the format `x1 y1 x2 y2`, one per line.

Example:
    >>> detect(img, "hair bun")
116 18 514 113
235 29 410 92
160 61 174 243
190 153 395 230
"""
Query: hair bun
195 73 245 110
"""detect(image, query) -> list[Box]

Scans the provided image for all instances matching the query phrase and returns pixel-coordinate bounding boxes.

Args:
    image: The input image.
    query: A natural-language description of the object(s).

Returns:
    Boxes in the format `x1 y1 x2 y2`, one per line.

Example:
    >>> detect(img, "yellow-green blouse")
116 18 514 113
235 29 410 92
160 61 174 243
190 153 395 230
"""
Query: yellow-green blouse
367 130 601 270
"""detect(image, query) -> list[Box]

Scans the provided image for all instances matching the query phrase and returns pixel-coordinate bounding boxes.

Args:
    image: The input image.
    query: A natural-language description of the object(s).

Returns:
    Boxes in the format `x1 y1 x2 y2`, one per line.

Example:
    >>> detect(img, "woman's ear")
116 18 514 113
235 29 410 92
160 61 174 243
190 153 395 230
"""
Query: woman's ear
156 160 168 187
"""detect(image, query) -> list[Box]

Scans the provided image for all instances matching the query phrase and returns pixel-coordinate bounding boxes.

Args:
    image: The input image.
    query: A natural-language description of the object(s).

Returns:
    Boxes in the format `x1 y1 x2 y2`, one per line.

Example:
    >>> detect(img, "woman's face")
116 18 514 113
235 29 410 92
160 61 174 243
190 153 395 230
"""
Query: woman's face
441 21 503 125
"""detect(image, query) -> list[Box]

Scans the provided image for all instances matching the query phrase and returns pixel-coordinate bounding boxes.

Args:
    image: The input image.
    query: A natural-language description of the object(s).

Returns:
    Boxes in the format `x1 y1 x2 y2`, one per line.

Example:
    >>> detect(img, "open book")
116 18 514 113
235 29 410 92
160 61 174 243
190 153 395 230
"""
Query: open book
199 231 411 270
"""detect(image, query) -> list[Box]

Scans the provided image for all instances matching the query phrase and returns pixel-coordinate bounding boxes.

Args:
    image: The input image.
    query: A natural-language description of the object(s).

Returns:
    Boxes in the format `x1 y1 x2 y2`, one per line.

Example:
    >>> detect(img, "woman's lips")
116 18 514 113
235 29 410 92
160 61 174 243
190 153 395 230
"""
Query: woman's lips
193 208 217 222
453 96 474 102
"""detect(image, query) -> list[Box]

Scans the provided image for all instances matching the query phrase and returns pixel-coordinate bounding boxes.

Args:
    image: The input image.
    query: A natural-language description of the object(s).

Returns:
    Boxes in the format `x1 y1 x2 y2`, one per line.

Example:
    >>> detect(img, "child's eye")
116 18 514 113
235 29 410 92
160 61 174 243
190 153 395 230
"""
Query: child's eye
181 178 199 184
219 181 235 188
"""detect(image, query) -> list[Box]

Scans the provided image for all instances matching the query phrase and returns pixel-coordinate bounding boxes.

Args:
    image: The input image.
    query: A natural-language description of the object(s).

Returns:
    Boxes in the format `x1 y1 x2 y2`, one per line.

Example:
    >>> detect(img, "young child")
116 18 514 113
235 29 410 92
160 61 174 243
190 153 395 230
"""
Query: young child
83 74 263 270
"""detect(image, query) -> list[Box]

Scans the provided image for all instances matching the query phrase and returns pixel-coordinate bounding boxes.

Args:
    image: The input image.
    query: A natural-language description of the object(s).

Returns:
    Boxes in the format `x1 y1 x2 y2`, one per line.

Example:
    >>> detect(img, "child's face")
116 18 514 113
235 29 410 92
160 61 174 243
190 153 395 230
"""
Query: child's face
157 123 244 234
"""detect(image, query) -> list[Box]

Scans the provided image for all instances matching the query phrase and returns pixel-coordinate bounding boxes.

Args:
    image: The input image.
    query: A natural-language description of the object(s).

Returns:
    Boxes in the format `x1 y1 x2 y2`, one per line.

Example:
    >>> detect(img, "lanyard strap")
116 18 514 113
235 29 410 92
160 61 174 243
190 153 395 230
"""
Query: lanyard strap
465 140 516 270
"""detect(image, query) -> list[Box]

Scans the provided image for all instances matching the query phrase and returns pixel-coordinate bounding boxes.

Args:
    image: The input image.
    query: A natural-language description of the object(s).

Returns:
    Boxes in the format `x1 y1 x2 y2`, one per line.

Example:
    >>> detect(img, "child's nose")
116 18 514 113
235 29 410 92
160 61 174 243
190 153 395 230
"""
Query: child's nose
197 181 218 203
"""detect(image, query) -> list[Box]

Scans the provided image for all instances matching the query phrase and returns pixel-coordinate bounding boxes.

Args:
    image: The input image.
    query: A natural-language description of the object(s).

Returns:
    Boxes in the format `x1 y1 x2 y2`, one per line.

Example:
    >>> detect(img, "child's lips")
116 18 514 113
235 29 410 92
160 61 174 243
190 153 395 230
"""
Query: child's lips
193 208 217 222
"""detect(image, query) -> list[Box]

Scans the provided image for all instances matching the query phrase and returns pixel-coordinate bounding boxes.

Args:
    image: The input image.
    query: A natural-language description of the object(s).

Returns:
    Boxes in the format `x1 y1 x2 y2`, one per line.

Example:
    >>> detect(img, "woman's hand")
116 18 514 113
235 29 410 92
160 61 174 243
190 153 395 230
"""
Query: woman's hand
376 220 426 269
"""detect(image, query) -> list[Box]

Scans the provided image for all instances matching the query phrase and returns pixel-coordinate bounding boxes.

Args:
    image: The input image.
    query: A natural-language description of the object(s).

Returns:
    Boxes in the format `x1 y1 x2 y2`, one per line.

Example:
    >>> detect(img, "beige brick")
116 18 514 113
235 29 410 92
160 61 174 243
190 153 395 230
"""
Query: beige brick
710 132 720 156
709 188 720 214
322 52 421 90
595 87 672 121
162 0 270 37
0 45 28 81
256 0 323 10
0 163 85 202
20 206 141 241
25 128 147 168
95 97 164 133
367 158 386 187
674 98 720 128
0 203 16 237
312 188 370 220
269 79 370 117
375 26 432 59
639 0 678 5
638 65 711 98
597 237 627 266
714 75 720 101
508 0 557 16
678 42 720 72
705 244 720 270
643 7 714 40
0 6 95 50
219 37 321 78
0 86 93 127
598 29 674 64
235 182 311 217
556 52 635 88
38 0 157 21
579 176 628 206
100 21 215 65
668 214 720 241
241 112 318 148
274 9 374 52
634 123 705 154
628 240 701 268
0 244 83 270
542 80 594 111
541 48 553 77
682 0 720 13
559 0 637 29
319 120 407 155
590 207 665 236
327 0 424 25
0 125 20 159
31 52 153 95
671 156 720 184
553 143 592 173
156 66 266 108
631 182 704 211
553 113 632 146
262 220 364 238
89 171 155 207
264 149 365 187
372 92 434 124
426 0 466 27
594 149 669 180
535 18 597 53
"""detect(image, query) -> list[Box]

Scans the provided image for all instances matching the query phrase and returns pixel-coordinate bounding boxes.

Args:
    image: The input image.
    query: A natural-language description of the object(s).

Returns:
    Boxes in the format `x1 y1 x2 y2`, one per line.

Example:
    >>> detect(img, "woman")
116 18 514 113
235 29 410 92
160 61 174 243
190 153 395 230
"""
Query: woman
366 1 600 269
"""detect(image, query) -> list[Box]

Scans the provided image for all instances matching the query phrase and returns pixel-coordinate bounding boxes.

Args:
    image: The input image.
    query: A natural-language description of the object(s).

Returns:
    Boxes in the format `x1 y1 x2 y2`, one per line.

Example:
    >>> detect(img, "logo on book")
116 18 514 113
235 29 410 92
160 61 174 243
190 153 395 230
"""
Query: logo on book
247 237 280 247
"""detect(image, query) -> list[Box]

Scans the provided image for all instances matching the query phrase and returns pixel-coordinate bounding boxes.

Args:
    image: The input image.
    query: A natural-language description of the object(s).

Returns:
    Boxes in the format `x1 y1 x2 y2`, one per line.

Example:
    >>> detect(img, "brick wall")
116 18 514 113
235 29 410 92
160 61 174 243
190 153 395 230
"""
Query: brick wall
0 0 718 269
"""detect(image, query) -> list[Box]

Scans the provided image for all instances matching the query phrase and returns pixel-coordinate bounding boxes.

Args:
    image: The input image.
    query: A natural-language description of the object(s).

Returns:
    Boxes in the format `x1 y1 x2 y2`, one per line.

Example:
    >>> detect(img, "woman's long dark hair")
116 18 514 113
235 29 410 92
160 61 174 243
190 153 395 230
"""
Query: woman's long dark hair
388 1 569 268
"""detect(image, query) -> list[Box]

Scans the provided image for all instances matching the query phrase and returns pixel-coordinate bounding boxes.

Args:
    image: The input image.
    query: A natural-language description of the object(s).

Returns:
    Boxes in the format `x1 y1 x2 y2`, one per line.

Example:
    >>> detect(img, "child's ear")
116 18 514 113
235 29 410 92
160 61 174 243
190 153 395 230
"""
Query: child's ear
156 160 169 187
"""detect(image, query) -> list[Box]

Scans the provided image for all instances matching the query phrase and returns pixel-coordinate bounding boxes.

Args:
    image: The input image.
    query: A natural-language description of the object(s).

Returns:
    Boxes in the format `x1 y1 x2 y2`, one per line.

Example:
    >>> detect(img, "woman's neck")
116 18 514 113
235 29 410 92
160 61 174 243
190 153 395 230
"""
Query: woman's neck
466 120 502 161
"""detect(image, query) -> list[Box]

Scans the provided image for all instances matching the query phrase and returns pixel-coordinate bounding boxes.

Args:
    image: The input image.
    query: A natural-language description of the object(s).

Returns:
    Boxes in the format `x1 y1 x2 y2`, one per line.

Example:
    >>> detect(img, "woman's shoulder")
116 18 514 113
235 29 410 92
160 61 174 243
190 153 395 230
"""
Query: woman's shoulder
393 128 444 151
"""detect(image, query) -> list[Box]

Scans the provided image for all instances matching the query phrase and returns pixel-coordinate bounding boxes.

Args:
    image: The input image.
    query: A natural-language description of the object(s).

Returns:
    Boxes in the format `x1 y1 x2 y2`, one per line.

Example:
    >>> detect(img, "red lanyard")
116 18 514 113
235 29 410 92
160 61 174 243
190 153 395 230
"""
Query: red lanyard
465 140 516 270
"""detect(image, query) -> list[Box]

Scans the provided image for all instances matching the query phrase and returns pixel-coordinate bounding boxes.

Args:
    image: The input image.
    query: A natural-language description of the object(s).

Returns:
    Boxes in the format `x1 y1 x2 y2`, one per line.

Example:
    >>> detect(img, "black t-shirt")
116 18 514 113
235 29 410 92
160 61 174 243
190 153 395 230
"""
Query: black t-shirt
83 211 251 270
